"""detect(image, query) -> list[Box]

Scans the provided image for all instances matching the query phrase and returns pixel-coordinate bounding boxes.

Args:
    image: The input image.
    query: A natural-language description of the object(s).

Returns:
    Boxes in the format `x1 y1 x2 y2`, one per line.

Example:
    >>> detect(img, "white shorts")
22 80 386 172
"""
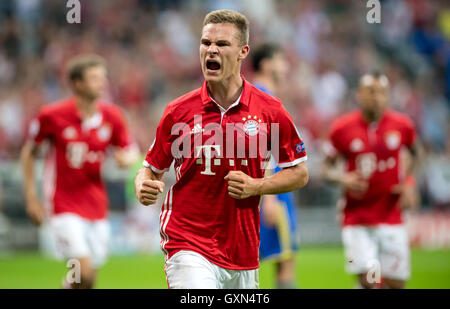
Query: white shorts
342 224 410 280
165 250 259 289
50 213 110 268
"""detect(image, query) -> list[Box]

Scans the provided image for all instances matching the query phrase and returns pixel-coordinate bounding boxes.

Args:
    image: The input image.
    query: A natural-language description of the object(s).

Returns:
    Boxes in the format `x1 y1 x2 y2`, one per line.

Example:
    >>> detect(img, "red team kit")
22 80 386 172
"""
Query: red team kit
144 77 307 269
27 80 416 277
29 97 132 220
326 109 417 226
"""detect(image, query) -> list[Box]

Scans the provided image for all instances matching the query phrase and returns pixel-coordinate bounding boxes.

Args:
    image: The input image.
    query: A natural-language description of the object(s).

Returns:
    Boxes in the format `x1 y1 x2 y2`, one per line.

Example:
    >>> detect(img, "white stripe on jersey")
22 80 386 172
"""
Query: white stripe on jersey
293 123 303 140
160 187 173 261
143 160 170 173
277 156 308 168
160 189 170 259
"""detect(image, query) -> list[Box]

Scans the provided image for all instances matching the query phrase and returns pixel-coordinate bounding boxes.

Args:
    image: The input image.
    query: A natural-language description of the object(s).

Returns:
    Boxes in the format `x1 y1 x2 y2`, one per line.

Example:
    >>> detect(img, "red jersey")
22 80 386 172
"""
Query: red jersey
327 109 417 226
28 97 131 220
144 76 307 270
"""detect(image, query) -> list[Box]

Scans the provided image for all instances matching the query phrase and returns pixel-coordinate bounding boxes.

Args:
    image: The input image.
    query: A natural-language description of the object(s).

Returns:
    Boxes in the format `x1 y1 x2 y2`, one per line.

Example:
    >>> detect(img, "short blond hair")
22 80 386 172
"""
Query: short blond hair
203 9 249 46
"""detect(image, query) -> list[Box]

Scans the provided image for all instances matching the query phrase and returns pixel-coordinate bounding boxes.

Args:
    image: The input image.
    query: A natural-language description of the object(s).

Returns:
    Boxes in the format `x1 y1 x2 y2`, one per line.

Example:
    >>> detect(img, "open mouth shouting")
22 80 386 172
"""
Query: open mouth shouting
206 59 221 74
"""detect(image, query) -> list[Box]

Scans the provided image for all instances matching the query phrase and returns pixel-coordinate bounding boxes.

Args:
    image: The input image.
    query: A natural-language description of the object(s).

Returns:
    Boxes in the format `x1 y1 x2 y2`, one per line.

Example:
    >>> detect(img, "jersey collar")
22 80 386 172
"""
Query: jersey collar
200 74 251 107
358 109 389 127
68 97 103 129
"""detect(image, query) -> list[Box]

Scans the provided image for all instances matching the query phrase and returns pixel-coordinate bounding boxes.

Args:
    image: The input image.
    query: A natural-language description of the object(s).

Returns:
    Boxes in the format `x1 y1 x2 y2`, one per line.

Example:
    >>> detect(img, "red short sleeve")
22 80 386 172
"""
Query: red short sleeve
109 107 132 148
28 109 53 145
402 116 417 148
271 105 307 168
143 106 175 173
326 120 345 157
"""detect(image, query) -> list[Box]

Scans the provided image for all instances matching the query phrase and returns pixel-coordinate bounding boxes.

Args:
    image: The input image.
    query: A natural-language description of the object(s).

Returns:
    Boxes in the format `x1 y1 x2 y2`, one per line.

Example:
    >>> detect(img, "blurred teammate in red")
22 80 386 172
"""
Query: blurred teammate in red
322 72 422 289
135 10 309 289
21 55 138 289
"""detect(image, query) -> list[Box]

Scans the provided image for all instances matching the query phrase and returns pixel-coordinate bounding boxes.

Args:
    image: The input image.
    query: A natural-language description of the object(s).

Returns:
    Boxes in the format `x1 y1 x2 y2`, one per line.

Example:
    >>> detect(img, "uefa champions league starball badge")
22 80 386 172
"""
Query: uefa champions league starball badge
242 115 262 136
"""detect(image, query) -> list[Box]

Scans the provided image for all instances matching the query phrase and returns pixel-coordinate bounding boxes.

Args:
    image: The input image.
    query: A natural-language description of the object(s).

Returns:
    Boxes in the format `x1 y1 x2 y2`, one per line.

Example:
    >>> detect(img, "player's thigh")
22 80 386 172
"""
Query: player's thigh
165 250 220 289
342 225 378 274
377 224 410 281
222 268 259 289
87 219 110 269
50 213 90 260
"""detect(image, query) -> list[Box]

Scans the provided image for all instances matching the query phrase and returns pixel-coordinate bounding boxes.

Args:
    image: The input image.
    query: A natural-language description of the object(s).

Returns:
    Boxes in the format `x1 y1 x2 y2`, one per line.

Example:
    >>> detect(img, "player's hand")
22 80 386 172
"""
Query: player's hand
341 171 368 198
224 170 261 199
113 146 139 168
391 182 419 210
26 199 45 226
137 179 165 206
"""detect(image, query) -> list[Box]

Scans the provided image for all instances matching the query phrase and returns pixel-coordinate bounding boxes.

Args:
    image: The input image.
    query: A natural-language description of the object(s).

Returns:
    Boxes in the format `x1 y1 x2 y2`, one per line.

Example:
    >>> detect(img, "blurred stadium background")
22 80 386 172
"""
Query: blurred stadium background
0 0 449 288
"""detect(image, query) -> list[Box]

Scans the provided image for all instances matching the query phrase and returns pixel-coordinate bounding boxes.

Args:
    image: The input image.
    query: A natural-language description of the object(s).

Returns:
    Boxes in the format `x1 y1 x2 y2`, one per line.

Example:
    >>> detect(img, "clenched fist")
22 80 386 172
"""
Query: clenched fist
224 170 261 199
136 179 165 206
341 171 368 198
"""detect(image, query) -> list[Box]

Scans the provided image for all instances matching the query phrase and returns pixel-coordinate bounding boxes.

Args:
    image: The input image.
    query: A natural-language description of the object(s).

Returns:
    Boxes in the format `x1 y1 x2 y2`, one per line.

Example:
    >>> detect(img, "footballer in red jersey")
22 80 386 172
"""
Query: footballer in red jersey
135 10 309 289
322 72 422 289
21 55 138 289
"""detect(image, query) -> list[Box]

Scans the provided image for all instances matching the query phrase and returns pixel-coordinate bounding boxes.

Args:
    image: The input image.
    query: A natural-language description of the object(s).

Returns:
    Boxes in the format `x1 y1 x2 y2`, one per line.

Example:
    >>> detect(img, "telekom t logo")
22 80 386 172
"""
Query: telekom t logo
196 145 221 176
195 145 252 175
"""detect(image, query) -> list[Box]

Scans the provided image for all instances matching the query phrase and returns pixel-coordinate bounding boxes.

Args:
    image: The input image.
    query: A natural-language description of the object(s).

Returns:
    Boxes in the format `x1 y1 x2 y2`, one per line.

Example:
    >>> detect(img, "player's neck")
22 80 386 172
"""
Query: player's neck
361 109 385 124
74 95 98 120
207 74 243 110
253 74 275 94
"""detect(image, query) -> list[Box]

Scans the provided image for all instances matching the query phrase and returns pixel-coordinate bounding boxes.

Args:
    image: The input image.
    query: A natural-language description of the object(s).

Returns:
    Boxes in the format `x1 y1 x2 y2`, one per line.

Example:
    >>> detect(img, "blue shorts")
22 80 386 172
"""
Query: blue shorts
259 167 298 261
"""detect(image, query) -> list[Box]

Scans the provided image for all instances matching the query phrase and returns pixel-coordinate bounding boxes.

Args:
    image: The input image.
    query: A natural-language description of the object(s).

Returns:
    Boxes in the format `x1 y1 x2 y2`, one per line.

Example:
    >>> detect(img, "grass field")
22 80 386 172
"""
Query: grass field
0 247 449 289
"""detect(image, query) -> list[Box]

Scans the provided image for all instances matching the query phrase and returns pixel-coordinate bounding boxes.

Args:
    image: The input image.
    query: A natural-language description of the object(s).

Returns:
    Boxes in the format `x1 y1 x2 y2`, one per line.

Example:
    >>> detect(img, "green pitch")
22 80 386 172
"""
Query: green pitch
0 247 449 289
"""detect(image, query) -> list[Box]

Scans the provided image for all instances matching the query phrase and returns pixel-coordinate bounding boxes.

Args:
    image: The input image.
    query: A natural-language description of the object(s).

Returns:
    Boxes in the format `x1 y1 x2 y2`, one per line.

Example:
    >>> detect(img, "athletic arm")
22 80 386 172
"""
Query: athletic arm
391 140 424 210
135 166 165 206
20 141 45 225
113 145 140 168
321 154 368 196
225 162 308 199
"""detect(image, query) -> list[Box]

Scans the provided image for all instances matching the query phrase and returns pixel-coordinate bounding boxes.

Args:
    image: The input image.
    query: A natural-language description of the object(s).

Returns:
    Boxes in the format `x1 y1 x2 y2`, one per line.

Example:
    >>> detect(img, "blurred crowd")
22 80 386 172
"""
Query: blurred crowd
0 0 449 209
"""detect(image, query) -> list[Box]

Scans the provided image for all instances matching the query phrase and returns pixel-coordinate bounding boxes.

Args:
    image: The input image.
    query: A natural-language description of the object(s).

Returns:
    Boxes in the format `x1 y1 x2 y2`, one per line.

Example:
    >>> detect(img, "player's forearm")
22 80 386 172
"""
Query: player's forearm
257 162 308 195
322 167 344 185
405 141 424 178
321 158 345 186
114 145 140 168
134 167 163 193
20 142 38 202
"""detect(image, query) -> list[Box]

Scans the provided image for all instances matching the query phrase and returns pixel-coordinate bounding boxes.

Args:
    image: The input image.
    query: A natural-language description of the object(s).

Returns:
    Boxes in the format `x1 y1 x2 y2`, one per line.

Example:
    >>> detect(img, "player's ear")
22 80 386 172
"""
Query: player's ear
71 77 83 91
75 80 85 93
238 45 250 61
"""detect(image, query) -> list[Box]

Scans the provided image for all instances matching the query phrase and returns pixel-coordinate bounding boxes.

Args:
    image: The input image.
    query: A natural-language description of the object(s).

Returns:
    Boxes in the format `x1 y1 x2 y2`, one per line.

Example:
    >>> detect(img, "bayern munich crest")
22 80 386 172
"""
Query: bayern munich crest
97 124 112 142
385 131 400 150
242 115 262 136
